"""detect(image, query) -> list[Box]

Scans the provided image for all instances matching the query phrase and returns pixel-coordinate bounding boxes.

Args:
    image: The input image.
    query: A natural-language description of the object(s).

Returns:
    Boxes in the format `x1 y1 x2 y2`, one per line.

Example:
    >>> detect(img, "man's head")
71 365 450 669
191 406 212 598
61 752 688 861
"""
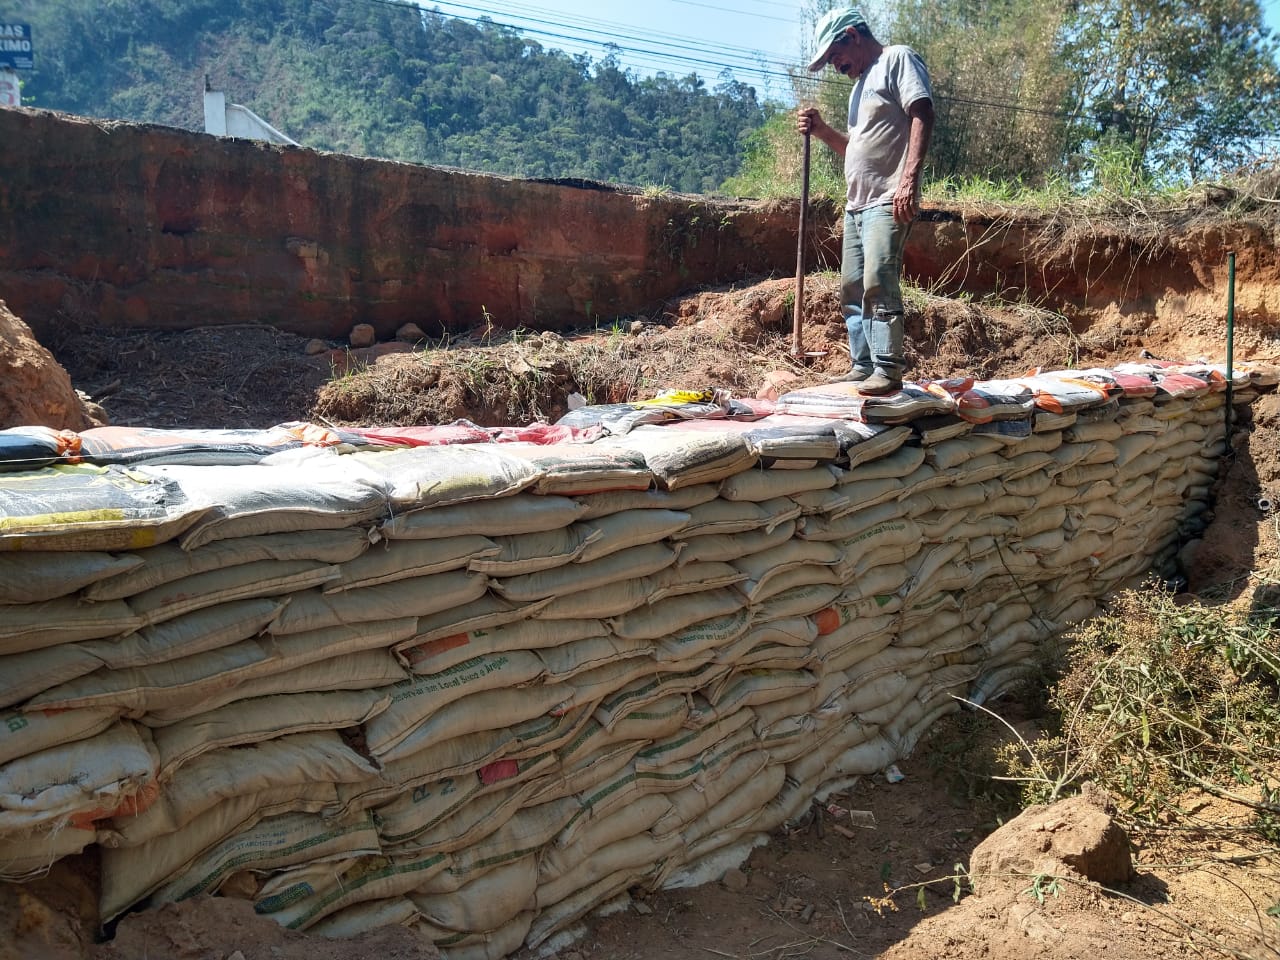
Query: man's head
807 8 873 74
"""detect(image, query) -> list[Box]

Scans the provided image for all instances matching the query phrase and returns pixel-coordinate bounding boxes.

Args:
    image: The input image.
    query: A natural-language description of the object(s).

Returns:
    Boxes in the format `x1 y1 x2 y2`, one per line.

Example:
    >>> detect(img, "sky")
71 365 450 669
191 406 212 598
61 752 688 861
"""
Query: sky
423 0 810 101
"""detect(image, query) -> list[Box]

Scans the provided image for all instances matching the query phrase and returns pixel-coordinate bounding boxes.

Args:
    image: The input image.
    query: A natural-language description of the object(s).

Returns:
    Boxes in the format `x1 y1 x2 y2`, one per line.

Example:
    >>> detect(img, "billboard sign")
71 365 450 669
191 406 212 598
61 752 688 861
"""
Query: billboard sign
0 24 32 71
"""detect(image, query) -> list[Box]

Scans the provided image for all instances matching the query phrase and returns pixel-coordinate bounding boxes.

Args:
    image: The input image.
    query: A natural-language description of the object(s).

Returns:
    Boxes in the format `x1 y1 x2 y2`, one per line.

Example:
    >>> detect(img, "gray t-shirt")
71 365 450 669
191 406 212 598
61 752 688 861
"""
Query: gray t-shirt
844 45 932 212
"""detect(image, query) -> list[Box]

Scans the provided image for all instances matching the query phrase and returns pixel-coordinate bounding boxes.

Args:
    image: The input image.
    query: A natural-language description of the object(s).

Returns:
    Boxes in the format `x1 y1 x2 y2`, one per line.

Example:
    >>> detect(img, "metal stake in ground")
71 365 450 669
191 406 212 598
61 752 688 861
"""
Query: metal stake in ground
791 131 825 360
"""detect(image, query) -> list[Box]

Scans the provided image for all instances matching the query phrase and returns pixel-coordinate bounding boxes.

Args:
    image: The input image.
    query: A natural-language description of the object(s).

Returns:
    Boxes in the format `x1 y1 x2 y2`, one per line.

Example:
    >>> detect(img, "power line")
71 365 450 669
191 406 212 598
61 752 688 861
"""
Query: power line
327 0 1280 144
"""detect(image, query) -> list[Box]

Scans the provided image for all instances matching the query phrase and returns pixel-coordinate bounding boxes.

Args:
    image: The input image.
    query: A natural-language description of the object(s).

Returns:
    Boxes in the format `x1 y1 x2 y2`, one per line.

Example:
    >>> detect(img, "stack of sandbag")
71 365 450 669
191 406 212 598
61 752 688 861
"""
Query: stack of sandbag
0 359 1268 960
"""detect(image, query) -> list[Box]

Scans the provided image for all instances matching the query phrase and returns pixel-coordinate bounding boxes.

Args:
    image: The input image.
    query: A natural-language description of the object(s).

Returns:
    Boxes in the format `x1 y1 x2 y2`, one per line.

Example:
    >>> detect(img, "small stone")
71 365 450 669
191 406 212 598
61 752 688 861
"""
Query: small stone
226 952 246 960
914 862 933 875
304 338 329 356
396 322 427 343
633 902 653 916
722 868 749 892
756 369 800 402
349 323 376 348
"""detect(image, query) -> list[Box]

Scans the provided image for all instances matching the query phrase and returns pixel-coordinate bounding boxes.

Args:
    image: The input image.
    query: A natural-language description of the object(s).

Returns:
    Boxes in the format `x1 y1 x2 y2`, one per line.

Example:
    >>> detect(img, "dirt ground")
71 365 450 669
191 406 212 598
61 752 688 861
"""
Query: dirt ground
14 238 1280 960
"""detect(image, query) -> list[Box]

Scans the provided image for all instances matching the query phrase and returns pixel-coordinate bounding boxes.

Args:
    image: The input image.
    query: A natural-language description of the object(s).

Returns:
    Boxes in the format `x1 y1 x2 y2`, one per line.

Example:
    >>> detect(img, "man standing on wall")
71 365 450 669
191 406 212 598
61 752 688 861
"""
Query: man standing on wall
797 8 934 395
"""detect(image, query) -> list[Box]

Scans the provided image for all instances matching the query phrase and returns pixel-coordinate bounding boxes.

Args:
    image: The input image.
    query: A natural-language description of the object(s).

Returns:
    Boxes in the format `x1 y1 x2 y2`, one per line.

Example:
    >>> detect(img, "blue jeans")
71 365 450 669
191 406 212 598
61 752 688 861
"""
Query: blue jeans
842 205 912 380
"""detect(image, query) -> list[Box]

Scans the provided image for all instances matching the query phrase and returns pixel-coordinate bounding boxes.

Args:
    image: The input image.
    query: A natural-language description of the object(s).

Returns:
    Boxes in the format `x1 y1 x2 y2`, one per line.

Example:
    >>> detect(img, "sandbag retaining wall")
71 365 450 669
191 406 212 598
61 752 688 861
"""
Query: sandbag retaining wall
0 383 1246 958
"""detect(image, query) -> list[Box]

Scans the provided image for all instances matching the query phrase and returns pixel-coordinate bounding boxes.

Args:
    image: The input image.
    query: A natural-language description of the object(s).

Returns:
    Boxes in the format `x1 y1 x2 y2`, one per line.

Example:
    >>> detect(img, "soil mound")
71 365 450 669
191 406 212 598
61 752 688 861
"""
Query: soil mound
0 300 94 430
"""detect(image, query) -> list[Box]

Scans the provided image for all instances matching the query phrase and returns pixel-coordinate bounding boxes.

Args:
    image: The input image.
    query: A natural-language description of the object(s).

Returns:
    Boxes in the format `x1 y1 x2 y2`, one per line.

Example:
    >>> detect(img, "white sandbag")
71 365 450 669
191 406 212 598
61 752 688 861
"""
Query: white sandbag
107 730 378 846
413 854 540 932
406 594 554 648
0 705 120 767
346 444 542 511
79 596 286 671
364 650 547 757
0 721 157 838
135 459 389 551
377 683 573 762
0 822 96 880
140 650 409 726
492 543 676 602
674 519 796 564
308 896 423 940
0 551 143 604
268 570 488 635
606 428 757 490
0 596 142 657
398 617 605 676
382 492 587 539
576 509 690 563
327 535 500 591
499 443 653 495
0 463 208 553
678 496 797 538
718 465 837 502
153 688 391 780
0 644 108 710
84 529 371 602
574 484 719 520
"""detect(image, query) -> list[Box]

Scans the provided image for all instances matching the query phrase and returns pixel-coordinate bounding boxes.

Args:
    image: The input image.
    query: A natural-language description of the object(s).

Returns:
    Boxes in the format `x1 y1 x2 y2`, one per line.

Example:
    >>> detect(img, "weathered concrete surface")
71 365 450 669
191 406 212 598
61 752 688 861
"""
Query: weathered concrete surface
0 108 840 340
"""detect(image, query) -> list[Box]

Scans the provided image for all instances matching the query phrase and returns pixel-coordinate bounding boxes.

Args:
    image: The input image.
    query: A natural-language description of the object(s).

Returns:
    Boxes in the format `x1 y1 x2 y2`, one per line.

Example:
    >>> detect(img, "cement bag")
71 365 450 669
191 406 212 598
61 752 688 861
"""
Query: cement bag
838 423 911 468
344 444 542 512
733 541 843 601
539 793 672 883
675 518 796 565
1004 471 1053 498
847 443 926 480
700 670 818 720
0 550 143 604
107 730 377 847
650 750 770 839
405 596 554 653
376 683 573 762
0 720 157 837
437 914 534 960
592 662 729 731
0 463 207 553
263 849 453 933
381 493 586 541
132 459 386 551
0 705 119 767
142 650 408 729
634 709 754 772
812 618 896 675
718 465 837 502
492 542 676 602
615 589 748 646
308 896 423 940
450 797 581 881
680 760 786 846
98 782 341 918
774 382 954 423
410 855 539 933
554 391 735 434
0 823 96 880
127 559 340 626
524 869 637 950
27 638 280 715
896 463 954 498
153 688 390 781
1 644 111 711
575 483 719 520
604 427 757 489
923 435 1004 469
798 499 905 542
828 475 902 514
499 443 652 495
680 496 799 537
83 528 371 602
0 596 141 657
325 535 499 592
0 426 74 473
340 730 514 815
950 380 1036 424
78 597 286 672
536 635 653 683
834 518 922 575
439 525 590 578
534 830 681 911
267 570 487 636
398 617 604 676
363 651 547 757
576 509 690 563
752 582 842 621
379 776 545 851
837 562 909 603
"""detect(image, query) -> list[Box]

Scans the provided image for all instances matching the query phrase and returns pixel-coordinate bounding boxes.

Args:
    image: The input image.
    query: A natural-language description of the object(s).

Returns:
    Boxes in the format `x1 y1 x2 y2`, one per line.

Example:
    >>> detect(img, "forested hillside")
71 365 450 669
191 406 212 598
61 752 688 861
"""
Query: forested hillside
10 0 774 194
